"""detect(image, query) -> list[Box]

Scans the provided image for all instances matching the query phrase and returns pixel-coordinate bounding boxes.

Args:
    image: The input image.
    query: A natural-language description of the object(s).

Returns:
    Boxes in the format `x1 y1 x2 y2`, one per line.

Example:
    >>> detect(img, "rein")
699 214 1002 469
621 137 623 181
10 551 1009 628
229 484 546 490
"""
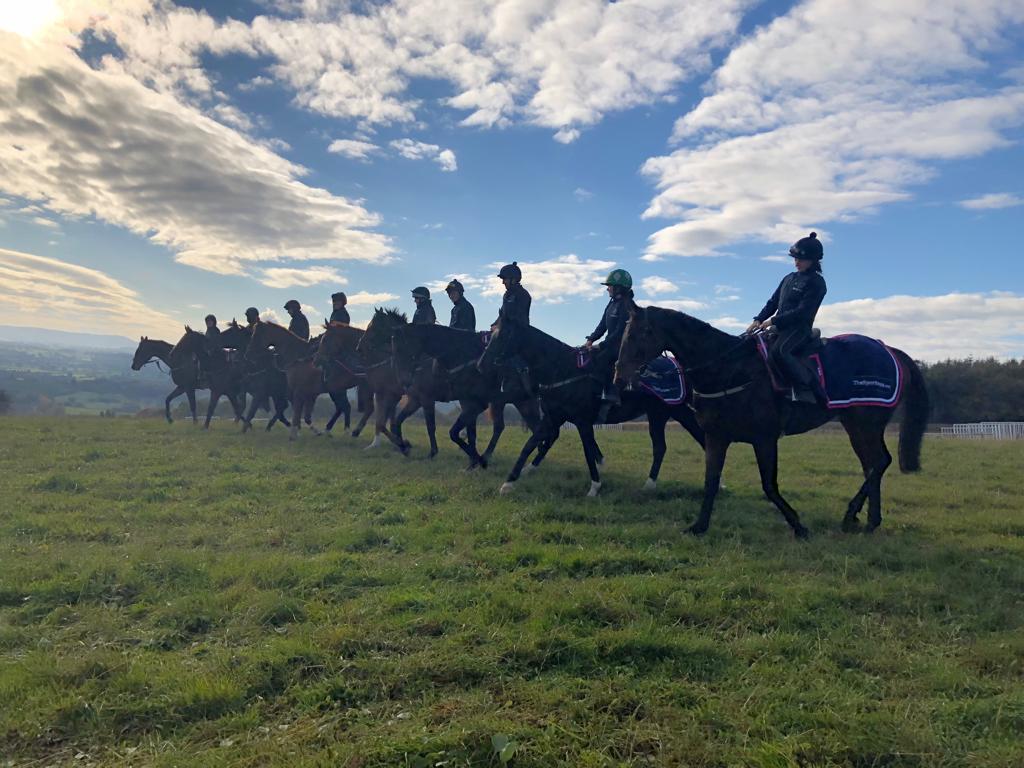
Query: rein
682 334 753 375
537 373 591 392
691 381 752 400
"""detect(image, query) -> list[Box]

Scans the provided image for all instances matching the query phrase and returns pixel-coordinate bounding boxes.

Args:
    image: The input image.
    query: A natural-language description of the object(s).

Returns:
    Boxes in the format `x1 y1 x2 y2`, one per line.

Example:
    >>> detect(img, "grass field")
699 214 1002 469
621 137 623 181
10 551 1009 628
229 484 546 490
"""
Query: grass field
1 416 1022 767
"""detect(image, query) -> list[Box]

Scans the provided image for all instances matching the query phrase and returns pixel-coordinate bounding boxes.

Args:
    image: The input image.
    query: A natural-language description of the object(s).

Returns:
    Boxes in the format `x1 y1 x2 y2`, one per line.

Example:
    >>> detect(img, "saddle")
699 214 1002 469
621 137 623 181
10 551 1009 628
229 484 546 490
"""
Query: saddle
760 329 824 390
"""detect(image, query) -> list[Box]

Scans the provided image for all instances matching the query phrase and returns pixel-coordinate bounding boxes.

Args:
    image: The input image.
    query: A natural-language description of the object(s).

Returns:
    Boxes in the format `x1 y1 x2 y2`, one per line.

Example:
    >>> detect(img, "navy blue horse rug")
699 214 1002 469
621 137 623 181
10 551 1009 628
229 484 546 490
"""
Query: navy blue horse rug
759 333 902 409
635 355 687 405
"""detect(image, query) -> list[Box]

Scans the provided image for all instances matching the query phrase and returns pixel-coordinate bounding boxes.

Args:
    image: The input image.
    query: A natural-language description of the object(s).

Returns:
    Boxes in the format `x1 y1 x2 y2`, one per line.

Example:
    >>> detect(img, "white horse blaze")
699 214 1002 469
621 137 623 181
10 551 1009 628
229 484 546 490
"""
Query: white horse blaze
587 481 602 497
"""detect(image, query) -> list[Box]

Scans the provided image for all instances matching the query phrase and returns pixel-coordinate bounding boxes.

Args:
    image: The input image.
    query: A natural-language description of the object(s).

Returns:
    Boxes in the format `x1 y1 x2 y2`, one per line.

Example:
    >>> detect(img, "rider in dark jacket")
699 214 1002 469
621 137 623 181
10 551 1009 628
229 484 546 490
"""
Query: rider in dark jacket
244 307 260 327
748 232 827 403
585 269 633 413
285 299 310 340
411 287 436 324
329 292 350 324
204 314 221 344
492 262 531 329
446 279 476 332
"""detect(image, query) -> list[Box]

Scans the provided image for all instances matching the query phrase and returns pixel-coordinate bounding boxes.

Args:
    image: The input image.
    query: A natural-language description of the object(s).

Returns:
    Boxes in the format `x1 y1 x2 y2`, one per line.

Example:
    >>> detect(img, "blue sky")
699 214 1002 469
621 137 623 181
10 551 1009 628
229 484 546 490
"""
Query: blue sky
0 0 1022 359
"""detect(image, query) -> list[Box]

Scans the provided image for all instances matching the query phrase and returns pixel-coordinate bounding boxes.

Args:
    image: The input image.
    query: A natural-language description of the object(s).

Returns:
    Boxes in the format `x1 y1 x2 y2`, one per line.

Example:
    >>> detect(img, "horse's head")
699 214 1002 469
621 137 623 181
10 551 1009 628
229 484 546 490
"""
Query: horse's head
219 323 249 350
131 337 151 370
357 307 406 356
614 300 661 388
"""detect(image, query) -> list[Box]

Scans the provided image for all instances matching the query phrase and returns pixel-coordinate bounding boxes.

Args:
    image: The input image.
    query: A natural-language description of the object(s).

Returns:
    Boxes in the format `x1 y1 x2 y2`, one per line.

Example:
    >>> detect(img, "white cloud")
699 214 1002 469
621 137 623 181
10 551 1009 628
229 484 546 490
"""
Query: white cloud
328 138 381 160
651 298 708 312
344 291 400 306
958 192 1024 210
260 308 285 324
817 292 1024 360
0 32 392 279
258 266 347 288
0 247 178 338
77 0 747 141
641 0 1024 258
390 139 458 171
761 255 791 263
640 276 679 295
574 187 594 201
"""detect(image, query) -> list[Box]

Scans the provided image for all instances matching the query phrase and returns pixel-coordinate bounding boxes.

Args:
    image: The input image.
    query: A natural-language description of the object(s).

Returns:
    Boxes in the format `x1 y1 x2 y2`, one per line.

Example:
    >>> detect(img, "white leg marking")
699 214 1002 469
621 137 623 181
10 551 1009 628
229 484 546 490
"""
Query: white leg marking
587 480 602 497
499 481 516 495
642 477 657 492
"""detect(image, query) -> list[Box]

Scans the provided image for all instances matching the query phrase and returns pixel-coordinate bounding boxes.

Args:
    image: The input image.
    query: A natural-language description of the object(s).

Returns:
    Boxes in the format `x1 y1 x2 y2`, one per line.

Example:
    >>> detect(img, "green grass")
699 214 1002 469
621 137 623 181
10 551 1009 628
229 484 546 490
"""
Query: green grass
1 416 1022 767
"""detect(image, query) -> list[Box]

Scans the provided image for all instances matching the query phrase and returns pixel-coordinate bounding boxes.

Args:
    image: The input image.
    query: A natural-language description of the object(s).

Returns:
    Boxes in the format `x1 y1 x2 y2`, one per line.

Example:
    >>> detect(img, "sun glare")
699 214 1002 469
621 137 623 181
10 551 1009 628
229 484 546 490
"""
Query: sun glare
0 0 63 39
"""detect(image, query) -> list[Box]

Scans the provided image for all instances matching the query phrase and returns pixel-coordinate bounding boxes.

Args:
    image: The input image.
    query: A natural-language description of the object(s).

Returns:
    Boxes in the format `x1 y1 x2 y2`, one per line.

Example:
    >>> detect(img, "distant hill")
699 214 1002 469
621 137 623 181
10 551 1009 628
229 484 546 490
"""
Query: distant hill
0 325 137 350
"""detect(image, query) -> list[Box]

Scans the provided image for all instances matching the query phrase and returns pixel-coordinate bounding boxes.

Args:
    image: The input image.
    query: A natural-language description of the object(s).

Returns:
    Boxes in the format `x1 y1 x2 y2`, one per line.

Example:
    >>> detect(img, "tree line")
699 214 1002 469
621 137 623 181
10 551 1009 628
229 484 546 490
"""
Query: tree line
921 358 1024 423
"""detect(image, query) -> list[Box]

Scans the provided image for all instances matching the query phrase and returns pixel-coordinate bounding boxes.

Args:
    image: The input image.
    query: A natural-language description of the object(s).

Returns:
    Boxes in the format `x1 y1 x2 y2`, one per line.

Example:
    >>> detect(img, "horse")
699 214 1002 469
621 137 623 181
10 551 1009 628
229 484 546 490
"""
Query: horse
477 319 706 497
217 322 291 432
131 336 200 423
173 328 246 428
356 309 446 457
313 322 398 449
614 304 929 537
389 323 545 470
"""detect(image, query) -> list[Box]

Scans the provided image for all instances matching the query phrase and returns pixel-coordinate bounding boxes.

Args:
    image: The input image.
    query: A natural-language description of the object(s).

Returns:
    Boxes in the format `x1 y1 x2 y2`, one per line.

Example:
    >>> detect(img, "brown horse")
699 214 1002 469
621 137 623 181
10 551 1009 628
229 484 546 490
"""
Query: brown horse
131 336 200 423
246 322 323 440
614 304 929 537
313 322 402 450
174 328 246 428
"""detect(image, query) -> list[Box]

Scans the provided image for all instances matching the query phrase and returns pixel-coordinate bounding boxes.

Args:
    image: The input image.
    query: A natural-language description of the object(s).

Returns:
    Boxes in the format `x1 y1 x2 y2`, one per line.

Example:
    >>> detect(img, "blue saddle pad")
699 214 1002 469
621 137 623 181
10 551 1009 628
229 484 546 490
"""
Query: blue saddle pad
637 355 686 405
814 334 902 409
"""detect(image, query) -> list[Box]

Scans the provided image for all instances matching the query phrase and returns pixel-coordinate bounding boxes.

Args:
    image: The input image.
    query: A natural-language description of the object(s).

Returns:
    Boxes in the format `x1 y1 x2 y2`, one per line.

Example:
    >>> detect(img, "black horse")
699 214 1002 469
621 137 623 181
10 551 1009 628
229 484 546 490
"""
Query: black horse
174 328 246 428
477 319 706 496
217 322 291 432
614 304 929 537
131 336 200 423
390 323 544 470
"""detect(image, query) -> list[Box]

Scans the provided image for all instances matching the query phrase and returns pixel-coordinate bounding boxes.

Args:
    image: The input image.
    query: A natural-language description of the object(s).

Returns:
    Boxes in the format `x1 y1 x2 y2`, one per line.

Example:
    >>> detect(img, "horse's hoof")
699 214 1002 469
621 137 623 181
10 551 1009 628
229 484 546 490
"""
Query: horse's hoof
586 481 601 498
642 478 657 492
499 481 516 495
794 525 810 540
864 521 880 534
686 524 707 537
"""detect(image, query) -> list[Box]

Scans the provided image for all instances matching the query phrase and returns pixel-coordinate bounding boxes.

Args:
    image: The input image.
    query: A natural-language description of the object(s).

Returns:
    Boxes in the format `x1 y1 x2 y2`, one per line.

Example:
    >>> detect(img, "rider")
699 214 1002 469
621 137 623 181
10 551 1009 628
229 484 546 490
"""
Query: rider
285 299 310 340
244 307 260 327
746 231 827 404
487 261 532 394
584 269 633 411
446 279 476 332
204 314 221 344
411 287 436 325
329 291 350 324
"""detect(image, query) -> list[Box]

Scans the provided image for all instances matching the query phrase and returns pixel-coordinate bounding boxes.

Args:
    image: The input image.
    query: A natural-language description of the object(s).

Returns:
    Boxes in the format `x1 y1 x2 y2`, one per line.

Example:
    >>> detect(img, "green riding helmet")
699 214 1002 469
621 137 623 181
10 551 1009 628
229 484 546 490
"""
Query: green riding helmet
411 286 431 300
601 269 633 290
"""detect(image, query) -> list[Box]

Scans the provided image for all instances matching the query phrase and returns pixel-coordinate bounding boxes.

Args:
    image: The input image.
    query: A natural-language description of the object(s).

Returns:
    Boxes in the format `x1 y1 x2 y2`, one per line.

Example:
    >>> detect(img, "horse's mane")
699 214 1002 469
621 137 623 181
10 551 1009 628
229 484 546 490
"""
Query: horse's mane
373 306 408 324
646 305 739 343
412 323 481 356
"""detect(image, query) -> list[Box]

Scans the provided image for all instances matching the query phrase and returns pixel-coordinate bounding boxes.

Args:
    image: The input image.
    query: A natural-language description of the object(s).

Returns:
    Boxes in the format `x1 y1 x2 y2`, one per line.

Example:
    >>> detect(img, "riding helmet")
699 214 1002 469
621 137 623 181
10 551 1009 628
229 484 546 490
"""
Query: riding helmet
411 286 431 300
789 232 823 260
205 314 216 324
601 269 633 290
284 299 301 311
497 261 521 281
445 279 465 295
331 291 347 302
245 307 259 321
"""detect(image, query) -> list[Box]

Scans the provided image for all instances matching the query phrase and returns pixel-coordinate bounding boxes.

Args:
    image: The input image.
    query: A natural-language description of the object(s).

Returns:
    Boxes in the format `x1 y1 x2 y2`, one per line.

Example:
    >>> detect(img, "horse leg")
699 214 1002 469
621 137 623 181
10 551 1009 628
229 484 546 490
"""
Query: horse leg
389 396 419 454
448 410 479 469
352 398 373 438
690 434 730 535
424 401 439 458
644 411 669 491
204 390 221 429
844 421 893 533
577 422 603 497
165 385 184 423
306 393 323 436
525 417 562 474
753 439 809 539
480 403 504 466
500 426 548 494
289 391 302 441
325 391 343 432
186 389 198 424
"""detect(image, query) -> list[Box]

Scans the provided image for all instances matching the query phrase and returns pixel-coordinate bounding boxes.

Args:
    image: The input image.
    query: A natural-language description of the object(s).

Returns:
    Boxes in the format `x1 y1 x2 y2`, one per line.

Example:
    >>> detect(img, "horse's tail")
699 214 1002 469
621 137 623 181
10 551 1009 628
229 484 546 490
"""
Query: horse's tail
356 381 370 413
895 349 929 473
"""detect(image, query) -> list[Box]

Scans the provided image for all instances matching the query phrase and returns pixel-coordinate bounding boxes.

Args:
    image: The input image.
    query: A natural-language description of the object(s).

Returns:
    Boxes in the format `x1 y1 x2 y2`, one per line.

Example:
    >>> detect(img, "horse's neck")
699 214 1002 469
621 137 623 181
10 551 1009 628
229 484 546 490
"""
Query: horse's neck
149 341 173 363
269 328 307 363
658 311 754 382
335 328 364 357
419 326 464 364
518 329 576 379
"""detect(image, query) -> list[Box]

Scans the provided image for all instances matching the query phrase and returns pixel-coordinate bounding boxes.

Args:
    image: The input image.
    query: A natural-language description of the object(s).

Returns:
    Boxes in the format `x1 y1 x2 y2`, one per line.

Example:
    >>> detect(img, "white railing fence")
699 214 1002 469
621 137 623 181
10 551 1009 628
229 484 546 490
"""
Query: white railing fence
940 422 1024 440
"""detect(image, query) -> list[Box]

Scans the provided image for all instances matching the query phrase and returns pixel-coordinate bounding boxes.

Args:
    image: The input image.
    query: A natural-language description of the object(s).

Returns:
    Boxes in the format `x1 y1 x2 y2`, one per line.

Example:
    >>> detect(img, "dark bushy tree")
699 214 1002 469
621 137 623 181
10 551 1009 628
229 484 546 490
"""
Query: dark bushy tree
921 358 1024 423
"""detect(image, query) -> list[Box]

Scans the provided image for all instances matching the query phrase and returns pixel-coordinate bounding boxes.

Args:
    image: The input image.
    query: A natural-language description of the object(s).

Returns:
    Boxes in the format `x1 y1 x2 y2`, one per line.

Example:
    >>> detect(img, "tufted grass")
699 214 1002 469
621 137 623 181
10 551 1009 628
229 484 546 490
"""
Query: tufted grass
0 416 1021 767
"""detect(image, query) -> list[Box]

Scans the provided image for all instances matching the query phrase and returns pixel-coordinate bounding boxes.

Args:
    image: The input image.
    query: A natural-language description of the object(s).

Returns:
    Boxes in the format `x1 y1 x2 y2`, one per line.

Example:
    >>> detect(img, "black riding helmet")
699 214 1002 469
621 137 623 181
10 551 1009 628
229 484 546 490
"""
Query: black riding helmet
284 299 301 311
789 232 823 260
204 314 216 324
244 307 259 321
446 279 464 294
497 261 521 281
411 286 430 300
